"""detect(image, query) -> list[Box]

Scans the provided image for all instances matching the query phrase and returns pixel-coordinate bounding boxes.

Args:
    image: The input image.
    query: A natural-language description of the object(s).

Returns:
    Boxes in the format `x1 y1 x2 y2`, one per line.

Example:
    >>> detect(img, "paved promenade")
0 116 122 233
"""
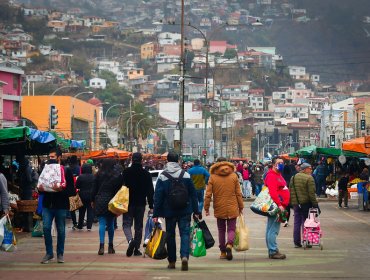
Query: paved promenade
1 199 369 280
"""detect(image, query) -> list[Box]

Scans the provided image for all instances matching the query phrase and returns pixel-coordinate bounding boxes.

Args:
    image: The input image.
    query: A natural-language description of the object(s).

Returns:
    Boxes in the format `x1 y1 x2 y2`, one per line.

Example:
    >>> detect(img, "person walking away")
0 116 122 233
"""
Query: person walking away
122 152 154 257
289 163 319 248
38 149 75 264
153 152 199 271
264 157 290 259
69 156 80 230
188 159 210 218
313 161 329 197
91 159 123 255
253 163 264 196
18 157 35 232
0 170 9 217
242 164 252 198
338 172 350 208
76 164 95 231
204 157 244 261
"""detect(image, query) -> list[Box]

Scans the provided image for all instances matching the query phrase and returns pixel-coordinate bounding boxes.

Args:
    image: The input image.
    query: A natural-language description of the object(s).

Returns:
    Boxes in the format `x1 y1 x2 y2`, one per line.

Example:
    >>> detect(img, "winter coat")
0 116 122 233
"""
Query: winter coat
264 169 290 208
188 164 210 190
153 162 198 218
19 160 33 200
253 167 264 185
338 176 349 192
76 164 94 204
122 163 154 209
42 165 76 210
289 172 318 207
204 162 244 219
92 170 123 217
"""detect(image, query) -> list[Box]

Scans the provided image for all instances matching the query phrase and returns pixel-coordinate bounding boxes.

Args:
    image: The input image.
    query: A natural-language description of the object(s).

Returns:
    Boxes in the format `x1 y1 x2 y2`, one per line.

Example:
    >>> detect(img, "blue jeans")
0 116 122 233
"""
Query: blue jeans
266 215 281 255
196 189 205 213
42 208 67 256
165 215 191 262
98 216 115 244
255 183 263 196
243 180 251 197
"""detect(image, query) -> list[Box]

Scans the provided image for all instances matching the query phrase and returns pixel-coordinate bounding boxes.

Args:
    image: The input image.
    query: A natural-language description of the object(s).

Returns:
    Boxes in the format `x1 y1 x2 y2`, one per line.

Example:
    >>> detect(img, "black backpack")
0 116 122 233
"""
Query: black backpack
162 170 189 210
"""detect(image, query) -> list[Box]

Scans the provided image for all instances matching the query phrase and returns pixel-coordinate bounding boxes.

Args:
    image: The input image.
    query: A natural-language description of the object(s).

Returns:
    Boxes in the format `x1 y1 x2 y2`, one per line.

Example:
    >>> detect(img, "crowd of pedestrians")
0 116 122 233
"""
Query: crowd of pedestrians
1 150 369 271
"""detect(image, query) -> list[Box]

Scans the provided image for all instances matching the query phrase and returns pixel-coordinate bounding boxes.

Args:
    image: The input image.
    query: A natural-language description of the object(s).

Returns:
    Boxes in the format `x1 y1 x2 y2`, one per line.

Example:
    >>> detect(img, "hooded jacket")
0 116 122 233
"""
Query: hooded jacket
153 162 198 218
204 162 244 219
76 164 94 203
122 162 154 209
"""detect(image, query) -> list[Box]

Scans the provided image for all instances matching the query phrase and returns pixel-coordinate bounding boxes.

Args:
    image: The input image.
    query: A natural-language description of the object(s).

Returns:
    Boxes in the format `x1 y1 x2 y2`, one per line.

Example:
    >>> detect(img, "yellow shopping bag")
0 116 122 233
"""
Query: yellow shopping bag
108 185 129 215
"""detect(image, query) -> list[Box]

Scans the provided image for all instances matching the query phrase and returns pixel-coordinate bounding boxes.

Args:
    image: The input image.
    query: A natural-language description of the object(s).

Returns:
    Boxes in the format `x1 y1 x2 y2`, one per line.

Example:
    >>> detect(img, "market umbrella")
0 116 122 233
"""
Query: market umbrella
295 145 317 157
342 137 370 155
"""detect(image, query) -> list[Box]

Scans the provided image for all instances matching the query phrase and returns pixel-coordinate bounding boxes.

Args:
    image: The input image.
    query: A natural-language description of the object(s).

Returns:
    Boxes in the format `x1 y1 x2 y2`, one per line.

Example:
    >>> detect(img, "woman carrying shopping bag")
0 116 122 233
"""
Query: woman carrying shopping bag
204 158 244 261
91 159 123 255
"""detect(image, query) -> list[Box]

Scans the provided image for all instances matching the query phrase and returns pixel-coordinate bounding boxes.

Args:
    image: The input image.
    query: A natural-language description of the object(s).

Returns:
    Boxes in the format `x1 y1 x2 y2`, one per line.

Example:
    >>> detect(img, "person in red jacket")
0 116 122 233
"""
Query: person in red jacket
264 157 290 260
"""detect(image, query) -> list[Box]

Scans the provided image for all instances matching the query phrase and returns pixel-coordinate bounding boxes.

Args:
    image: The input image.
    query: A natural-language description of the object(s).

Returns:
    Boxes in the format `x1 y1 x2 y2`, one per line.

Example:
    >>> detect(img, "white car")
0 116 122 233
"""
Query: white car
149 170 163 189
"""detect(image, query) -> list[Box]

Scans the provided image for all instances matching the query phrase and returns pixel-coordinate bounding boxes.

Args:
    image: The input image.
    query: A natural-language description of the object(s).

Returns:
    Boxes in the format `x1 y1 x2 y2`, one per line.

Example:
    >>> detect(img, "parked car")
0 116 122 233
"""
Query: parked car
149 170 163 189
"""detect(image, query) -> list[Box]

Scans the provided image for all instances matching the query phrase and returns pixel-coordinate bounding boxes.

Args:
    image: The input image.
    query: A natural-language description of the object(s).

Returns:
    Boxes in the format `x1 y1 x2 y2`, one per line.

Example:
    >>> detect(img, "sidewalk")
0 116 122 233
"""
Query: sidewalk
1 201 370 280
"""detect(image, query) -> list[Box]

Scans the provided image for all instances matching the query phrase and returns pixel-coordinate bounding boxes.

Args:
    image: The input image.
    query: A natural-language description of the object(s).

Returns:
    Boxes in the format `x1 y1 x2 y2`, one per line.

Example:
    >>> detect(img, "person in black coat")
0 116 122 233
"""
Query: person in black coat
91 158 122 255
122 152 154 257
76 164 94 231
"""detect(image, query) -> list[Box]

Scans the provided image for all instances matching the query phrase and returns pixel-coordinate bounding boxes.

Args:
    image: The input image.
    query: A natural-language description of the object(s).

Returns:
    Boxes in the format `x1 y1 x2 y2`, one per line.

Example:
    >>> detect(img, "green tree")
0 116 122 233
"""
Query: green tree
223 48 237 59
70 54 93 80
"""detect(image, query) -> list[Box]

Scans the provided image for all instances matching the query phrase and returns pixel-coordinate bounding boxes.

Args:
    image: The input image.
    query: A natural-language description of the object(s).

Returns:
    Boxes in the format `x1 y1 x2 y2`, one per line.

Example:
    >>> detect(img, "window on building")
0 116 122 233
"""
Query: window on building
361 112 365 120
195 124 199 128
137 70 140 74
13 102 19 117
13 75 19 90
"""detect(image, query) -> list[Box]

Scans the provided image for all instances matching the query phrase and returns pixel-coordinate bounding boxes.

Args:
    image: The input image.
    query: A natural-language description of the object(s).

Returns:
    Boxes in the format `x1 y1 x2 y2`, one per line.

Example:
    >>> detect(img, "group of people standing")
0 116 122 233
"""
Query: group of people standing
5 150 326 271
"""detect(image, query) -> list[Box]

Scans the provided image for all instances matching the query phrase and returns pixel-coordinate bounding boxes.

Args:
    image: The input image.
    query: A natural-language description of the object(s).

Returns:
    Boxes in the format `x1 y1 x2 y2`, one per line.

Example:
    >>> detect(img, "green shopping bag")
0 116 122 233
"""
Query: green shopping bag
190 222 206 257
32 220 43 237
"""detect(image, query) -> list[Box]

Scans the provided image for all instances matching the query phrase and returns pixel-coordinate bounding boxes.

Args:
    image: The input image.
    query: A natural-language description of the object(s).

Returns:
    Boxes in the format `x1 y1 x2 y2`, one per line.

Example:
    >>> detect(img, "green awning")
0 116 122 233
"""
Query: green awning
295 145 317 157
0 126 30 141
316 147 366 158
50 131 71 150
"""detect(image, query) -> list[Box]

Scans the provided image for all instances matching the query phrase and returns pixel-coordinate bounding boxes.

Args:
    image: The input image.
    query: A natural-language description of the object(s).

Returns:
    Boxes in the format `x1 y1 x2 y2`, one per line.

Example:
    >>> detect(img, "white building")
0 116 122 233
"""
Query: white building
89 78 107 89
97 60 120 75
288 66 310 80
155 53 180 73
159 101 204 126
157 32 181 45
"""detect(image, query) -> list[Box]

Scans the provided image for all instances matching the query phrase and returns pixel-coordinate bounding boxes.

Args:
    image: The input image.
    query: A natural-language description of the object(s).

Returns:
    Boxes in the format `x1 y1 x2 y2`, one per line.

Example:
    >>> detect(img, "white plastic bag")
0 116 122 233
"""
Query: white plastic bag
1 215 16 252
0 215 6 244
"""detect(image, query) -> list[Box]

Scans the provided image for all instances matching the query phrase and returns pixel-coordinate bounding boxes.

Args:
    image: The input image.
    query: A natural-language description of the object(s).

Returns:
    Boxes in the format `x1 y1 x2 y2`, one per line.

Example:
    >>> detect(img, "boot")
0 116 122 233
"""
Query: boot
98 243 104 255
225 244 233 261
108 243 115 254
269 252 286 259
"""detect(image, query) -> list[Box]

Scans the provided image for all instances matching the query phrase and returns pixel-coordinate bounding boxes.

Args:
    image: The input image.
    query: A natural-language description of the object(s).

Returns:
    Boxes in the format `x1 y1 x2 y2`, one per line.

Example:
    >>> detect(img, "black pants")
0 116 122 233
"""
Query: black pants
122 205 146 248
78 199 94 229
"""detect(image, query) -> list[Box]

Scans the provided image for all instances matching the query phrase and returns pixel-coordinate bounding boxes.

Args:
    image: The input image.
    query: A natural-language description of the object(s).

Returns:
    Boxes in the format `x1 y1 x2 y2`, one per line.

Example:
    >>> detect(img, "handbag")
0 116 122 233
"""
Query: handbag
197 220 215 249
1 215 16 252
31 220 43 237
190 221 206 257
69 193 83 211
234 214 249 251
145 224 168 260
250 186 279 216
108 185 129 216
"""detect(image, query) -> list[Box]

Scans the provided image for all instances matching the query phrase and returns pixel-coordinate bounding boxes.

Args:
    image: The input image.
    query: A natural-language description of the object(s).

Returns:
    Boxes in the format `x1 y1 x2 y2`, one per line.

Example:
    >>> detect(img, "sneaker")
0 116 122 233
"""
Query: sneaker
344 206 348 209
87 229 91 232
41 254 54 264
338 205 342 208
269 252 286 259
294 244 302 248
283 221 289 227
134 249 143 256
126 239 136 257
167 262 176 269
181 257 188 271
219 251 227 259
57 255 64 263
225 244 233 261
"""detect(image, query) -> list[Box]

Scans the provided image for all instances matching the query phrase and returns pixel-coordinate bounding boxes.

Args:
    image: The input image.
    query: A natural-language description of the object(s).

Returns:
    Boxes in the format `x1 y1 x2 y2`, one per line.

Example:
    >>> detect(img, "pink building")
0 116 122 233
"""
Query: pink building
0 62 24 128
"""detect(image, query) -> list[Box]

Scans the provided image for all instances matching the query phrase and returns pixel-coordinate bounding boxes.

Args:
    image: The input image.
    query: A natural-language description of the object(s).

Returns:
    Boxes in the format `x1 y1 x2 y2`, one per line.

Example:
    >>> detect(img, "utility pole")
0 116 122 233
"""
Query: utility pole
178 0 185 157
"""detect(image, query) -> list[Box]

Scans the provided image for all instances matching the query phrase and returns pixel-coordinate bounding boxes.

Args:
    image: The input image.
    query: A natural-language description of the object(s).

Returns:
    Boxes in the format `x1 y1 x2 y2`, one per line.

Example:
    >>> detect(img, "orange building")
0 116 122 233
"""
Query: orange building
21 96 101 149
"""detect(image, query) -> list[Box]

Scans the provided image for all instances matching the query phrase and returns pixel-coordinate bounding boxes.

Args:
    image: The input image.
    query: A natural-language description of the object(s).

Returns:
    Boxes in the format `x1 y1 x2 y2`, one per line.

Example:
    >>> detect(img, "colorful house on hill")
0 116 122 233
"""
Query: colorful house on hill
0 62 24 128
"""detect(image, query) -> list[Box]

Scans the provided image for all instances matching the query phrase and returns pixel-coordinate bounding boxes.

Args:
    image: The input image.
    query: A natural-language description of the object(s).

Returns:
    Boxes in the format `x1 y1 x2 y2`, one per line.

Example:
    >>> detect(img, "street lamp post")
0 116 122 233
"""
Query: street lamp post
126 113 144 151
104 104 124 148
136 117 149 141
51 85 79 96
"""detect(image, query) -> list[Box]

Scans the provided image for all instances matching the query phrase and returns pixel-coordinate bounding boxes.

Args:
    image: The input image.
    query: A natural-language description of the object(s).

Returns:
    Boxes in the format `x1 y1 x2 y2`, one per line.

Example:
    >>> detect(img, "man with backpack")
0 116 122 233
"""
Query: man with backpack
153 152 199 271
